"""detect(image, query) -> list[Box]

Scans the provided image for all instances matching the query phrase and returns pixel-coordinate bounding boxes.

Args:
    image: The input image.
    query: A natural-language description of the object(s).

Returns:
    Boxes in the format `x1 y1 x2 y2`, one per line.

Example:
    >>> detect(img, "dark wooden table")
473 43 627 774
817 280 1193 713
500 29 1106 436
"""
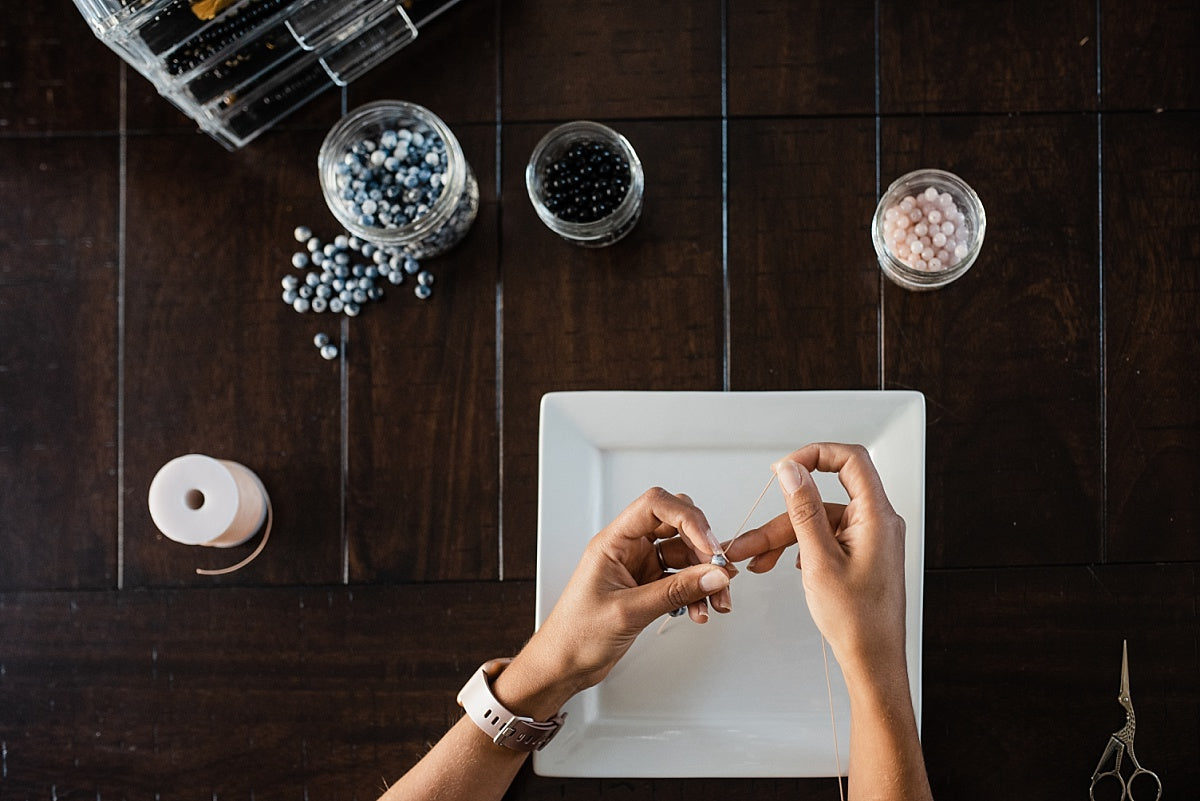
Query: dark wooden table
2 1 1197 798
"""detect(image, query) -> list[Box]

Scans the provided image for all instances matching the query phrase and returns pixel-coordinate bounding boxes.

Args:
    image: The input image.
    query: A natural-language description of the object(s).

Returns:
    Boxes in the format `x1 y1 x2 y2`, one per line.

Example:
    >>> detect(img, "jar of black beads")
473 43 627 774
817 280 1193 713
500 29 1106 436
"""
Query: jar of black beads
525 121 644 247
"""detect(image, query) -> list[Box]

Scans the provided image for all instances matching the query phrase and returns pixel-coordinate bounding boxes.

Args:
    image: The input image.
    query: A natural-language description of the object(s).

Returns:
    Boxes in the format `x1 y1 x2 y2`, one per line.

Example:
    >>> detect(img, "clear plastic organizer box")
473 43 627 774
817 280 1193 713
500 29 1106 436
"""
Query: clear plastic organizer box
73 0 461 148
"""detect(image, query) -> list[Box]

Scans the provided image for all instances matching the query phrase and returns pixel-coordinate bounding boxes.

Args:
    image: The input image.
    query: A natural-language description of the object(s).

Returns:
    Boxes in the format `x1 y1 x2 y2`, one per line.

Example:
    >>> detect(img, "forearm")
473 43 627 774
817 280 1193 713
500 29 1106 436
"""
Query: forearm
844 661 933 801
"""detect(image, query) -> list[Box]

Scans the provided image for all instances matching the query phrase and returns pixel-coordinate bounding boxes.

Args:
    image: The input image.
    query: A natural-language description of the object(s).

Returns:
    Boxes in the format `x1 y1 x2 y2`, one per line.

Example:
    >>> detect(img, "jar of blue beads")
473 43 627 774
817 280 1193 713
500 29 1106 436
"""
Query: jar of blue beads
526 121 644 247
319 100 479 260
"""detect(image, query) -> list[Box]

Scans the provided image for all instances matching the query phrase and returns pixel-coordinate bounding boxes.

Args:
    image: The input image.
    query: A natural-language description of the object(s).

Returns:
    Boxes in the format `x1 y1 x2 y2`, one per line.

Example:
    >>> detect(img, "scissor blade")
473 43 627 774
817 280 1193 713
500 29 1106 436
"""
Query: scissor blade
1119 640 1130 699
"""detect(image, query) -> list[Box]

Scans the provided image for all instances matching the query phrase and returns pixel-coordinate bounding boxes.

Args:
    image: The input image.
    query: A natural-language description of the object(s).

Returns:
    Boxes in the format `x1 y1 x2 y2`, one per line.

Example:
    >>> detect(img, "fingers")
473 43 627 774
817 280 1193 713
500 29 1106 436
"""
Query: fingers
785 443 895 514
622 564 730 626
615 487 721 559
773 459 841 566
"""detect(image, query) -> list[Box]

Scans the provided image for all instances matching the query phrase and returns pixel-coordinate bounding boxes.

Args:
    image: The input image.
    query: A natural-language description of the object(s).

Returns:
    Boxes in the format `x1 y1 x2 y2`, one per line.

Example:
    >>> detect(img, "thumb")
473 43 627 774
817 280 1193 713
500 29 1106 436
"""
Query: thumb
623 564 730 626
773 459 840 567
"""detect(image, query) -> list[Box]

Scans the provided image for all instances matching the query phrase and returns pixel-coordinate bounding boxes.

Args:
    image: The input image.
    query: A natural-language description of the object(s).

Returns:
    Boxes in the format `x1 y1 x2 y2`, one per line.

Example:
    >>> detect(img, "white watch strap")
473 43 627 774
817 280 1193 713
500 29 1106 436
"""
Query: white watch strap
456 659 566 752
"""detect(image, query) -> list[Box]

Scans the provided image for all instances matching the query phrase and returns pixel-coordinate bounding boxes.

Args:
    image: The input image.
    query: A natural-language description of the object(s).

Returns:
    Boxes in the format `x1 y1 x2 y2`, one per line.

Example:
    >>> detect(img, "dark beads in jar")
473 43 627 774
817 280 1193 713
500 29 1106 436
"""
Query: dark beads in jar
541 140 631 224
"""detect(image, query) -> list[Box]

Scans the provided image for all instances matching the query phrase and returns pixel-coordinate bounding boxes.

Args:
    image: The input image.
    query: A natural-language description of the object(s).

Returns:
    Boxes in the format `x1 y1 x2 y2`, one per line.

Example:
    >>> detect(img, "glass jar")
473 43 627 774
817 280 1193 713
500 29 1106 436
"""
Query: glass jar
525 121 645 247
871 168 986 291
319 100 478 260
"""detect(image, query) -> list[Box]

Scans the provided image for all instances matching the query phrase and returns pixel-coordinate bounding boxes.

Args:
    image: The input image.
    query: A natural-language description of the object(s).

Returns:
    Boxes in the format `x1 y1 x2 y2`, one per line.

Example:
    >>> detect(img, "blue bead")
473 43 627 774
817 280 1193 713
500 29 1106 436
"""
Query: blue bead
320 343 339 360
293 225 312 242
292 297 311 313
403 256 420 275
292 252 309 268
281 274 299 290
298 285 314 299
344 302 361 317
387 270 404 285
329 298 345 313
415 284 432 300
311 297 328 313
417 270 434 287
305 271 321 287
314 332 330 348
282 289 298 304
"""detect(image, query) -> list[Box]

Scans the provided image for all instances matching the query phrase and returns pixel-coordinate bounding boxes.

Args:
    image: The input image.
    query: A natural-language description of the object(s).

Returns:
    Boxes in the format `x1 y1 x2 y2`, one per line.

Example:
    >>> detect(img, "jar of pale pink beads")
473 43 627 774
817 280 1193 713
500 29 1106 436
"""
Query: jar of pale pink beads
872 169 986 291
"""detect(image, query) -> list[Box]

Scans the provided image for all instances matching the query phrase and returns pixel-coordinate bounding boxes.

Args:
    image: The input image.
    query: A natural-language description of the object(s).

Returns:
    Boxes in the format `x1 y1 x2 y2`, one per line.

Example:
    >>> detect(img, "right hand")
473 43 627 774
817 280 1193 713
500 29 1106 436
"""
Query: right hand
724 443 908 678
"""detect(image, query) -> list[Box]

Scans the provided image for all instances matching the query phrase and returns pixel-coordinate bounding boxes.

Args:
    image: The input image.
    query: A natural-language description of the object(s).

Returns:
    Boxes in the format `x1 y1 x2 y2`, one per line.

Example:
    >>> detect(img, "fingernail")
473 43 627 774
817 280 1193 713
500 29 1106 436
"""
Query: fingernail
773 459 806 494
699 568 729 594
702 525 724 556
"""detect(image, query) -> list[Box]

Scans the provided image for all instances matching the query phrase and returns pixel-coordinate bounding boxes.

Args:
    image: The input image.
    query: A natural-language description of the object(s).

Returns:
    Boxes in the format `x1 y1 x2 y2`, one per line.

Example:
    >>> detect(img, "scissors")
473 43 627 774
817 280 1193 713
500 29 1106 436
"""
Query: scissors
1089 641 1162 801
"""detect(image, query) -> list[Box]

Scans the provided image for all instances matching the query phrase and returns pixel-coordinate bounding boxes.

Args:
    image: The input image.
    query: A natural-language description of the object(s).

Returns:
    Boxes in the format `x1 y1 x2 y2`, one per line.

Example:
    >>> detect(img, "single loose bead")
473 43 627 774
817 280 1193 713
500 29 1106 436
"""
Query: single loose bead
282 275 299 290
329 297 344 313
415 284 432 300
320 343 338 360
403 256 421 275
899 197 915 211
292 252 309 269
305 271 321 287
954 243 969 259
311 297 328 313
314 332 330 348
307 238 321 253
293 225 312 243
710 554 728 568
417 271 434 287
923 186 939 202
282 288 298 304
344 302 361 317
298 285 314 299
293 297 311 313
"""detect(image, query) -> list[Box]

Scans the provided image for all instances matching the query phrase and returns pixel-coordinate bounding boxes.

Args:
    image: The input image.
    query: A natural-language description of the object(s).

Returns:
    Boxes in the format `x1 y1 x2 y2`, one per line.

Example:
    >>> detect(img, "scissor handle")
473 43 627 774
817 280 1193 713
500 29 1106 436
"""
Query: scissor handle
1125 767 1162 801
1089 769 1128 801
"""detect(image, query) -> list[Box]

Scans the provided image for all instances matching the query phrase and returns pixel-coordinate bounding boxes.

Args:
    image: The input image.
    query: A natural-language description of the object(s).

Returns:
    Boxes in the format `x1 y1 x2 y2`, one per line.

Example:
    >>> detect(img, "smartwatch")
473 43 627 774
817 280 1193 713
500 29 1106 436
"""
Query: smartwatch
456 658 566 752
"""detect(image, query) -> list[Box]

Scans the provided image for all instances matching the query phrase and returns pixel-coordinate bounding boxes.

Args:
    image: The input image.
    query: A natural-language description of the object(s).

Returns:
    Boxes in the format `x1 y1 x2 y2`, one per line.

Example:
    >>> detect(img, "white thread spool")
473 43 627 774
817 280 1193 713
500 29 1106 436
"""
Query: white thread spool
148 454 271 574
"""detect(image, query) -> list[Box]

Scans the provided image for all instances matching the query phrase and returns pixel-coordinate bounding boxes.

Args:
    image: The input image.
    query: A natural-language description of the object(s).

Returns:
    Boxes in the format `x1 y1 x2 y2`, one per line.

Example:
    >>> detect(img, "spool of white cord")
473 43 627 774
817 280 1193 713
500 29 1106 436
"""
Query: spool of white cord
148 454 272 575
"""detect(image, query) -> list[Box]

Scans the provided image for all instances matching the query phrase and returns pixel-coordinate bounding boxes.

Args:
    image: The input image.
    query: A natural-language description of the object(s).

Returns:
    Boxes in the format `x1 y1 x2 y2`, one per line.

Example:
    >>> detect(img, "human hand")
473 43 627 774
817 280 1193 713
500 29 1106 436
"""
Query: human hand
723 443 908 680
504 488 733 715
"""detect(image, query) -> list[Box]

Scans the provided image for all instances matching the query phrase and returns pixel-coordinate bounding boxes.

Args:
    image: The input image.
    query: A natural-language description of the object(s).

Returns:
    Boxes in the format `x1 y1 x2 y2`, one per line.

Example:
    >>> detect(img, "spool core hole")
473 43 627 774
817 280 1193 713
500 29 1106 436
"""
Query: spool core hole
185 489 205 510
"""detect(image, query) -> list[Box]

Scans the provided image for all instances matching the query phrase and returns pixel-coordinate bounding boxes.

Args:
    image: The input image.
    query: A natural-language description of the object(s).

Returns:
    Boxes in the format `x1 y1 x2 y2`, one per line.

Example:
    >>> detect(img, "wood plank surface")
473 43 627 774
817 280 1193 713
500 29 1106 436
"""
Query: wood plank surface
499 0 721 122
0 0 121 134
881 114 1103 569
879 0 1097 114
727 0 876 117
345 124 500 583
499 120 725 579
0 1 1197 799
727 117 880 391
1103 113 1200 561
0 137 119 590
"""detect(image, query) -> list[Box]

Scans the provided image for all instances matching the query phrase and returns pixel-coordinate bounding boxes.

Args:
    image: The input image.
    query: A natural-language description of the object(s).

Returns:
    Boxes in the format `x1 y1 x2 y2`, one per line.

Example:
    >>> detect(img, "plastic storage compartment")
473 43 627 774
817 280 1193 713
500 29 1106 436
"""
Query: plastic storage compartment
73 0 462 149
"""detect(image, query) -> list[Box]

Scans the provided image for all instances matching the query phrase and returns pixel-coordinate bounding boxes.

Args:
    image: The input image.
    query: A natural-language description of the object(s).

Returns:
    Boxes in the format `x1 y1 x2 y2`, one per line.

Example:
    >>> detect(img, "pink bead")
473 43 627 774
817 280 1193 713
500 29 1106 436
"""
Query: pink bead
891 228 906 243
909 208 923 222
922 247 935 260
927 258 942 271
939 192 954 206
936 249 951 263
896 215 910 229
927 209 942 224
919 236 932 248
905 232 919 245
900 197 915 211
914 222 928 236
884 207 899 222
923 186 939 202
932 232 947 248
954 243 969 259
913 258 927 271
941 221 955 236
895 244 910 259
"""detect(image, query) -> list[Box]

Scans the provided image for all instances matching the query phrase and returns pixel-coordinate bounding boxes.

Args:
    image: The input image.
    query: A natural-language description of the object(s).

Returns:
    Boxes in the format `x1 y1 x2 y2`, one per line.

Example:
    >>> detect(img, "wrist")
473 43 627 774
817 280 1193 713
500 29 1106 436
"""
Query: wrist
490 648 579 722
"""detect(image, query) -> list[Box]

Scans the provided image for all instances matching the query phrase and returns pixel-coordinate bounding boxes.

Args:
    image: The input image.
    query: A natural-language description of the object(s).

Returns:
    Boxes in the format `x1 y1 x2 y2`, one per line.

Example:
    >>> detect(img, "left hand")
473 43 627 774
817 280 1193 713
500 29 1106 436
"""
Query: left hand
507 488 734 712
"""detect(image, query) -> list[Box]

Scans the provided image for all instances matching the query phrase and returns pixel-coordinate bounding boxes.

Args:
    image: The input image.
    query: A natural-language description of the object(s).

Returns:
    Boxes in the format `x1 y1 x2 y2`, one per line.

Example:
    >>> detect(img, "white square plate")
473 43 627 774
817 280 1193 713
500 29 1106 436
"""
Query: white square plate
534 391 925 778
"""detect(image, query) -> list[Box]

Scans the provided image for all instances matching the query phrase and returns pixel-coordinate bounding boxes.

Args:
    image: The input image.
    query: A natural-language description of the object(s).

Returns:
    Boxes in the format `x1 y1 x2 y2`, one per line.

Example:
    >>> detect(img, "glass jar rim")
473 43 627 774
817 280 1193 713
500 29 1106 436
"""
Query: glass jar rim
318 100 467 245
871 168 986 290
